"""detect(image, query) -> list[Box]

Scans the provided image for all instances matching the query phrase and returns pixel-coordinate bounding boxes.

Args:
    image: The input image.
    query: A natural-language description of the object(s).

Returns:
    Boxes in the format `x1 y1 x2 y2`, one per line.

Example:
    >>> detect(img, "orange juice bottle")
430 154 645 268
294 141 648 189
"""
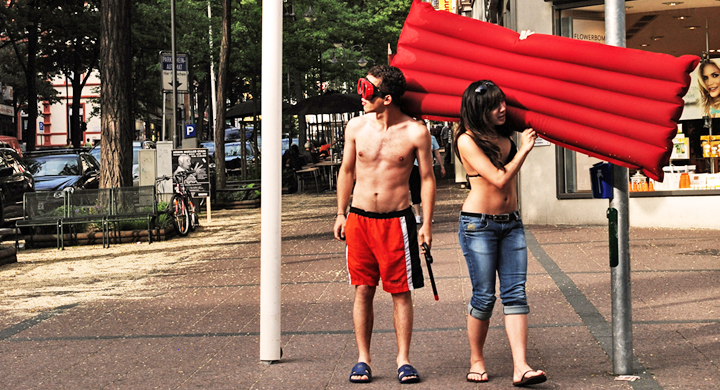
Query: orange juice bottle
641 181 648 191
648 181 654 191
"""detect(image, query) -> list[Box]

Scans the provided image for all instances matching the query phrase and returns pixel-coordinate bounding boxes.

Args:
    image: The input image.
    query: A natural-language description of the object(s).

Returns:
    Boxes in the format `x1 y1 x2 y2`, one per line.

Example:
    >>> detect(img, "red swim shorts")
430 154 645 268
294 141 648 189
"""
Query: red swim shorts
345 207 424 293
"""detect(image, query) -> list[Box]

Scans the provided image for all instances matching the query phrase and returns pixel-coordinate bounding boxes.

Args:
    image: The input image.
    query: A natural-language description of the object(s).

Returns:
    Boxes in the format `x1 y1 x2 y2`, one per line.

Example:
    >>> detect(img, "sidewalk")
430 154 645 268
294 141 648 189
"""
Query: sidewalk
0 180 718 389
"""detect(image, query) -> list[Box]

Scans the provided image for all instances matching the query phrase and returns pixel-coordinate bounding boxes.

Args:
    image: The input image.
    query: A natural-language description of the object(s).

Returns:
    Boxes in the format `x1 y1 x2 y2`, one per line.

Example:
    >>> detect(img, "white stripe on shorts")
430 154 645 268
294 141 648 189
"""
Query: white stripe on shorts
400 216 414 290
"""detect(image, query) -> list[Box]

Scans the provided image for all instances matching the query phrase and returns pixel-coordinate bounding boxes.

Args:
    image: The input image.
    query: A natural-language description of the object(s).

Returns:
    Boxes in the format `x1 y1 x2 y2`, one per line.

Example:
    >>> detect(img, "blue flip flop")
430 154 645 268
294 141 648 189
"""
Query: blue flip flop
397 364 420 384
349 362 372 383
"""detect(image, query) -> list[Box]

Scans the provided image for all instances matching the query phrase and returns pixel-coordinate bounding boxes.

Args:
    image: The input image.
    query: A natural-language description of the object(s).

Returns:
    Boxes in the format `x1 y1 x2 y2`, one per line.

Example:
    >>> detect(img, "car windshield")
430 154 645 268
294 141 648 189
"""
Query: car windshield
225 142 253 157
90 142 143 165
25 155 80 176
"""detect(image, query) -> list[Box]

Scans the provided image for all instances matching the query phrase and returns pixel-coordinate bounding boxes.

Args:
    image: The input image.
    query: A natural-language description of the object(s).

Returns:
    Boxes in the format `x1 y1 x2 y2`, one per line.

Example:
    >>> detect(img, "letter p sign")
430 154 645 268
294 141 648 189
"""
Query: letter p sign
185 124 196 138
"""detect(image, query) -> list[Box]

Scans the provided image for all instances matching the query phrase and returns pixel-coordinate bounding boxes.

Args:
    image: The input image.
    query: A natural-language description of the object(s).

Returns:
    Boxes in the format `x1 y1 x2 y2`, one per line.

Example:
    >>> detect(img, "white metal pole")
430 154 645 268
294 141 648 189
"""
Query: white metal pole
171 0 178 148
605 0 633 376
260 0 283 364
162 91 166 141
208 1 217 136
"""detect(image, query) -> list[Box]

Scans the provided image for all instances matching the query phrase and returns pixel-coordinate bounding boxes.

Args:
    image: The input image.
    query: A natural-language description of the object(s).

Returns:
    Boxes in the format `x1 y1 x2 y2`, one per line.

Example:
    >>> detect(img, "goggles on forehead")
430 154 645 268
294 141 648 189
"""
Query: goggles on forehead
474 81 496 95
357 78 389 100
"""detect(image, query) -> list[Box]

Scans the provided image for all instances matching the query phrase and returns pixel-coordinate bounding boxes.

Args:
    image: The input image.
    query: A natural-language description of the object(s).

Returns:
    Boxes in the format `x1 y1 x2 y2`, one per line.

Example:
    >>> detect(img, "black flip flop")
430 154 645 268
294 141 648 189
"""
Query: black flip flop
513 370 547 387
467 371 488 383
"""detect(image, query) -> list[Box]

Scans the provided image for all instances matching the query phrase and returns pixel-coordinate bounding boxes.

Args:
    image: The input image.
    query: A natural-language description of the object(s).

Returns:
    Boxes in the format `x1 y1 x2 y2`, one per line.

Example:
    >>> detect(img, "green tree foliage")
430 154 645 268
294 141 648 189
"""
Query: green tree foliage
0 0 63 149
40 1 100 148
132 0 215 139
1 0 411 148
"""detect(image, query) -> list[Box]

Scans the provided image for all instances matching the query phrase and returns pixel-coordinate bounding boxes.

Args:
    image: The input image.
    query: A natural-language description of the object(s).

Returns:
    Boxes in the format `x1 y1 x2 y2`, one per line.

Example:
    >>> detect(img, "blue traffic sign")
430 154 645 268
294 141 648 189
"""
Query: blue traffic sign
185 124 196 138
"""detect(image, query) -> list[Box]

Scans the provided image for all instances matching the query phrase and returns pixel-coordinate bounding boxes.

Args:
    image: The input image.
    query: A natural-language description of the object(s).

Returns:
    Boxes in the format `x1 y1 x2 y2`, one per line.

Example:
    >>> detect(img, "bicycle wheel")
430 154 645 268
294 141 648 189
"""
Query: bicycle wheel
171 194 190 236
188 198 198 231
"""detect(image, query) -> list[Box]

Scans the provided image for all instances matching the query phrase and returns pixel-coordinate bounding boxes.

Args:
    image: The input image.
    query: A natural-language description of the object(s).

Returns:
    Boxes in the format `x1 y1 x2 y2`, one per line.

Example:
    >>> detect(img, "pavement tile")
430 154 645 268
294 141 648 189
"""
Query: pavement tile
2 183 720 389
0 339 114 388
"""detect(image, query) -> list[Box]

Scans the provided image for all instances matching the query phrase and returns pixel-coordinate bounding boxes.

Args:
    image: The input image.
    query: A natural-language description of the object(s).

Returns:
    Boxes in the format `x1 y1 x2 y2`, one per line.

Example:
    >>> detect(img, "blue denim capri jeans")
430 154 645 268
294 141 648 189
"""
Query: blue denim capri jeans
458 211 530 321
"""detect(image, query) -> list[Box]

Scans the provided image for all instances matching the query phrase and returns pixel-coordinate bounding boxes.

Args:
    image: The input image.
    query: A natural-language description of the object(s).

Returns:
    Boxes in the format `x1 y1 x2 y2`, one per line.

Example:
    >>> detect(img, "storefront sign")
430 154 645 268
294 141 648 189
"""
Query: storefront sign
1 85 13 101
571 19 605 44
0 104 13 117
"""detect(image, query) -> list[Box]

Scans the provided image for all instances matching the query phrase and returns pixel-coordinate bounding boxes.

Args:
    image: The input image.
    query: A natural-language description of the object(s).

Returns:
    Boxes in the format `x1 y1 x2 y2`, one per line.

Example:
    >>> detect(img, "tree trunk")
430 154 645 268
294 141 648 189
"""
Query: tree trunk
24 20 39 152
99 0 133 189
70 46 85 148
213 0 231 190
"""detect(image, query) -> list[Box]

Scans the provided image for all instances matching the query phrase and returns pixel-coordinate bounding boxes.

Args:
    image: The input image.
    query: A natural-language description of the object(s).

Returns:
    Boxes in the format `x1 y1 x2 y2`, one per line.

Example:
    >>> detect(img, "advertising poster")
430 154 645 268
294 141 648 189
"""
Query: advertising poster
172 148 210 198
434 0 454 13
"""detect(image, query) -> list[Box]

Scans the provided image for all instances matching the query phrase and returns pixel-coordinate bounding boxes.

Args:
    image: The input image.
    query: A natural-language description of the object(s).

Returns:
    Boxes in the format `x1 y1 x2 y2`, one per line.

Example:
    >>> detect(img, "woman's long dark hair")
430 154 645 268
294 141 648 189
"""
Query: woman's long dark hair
454 80 512 170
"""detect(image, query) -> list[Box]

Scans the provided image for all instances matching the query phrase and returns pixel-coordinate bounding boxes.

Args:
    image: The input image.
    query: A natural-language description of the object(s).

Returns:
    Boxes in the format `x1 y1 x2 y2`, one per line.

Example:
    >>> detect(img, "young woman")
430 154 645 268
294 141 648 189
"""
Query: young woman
454 80 546 387
698 59 720 118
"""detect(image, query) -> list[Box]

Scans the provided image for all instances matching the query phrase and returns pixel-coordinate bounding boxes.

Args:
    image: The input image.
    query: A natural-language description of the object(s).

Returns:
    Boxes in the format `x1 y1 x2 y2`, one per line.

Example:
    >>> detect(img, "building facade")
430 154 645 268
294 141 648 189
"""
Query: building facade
36 71 102 147
452 0 720 229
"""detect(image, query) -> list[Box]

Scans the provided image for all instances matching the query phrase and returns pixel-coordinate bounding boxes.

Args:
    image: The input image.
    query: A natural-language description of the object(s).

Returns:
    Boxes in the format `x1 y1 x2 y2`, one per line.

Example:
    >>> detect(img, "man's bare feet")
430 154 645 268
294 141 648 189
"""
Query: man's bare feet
349 362 372 383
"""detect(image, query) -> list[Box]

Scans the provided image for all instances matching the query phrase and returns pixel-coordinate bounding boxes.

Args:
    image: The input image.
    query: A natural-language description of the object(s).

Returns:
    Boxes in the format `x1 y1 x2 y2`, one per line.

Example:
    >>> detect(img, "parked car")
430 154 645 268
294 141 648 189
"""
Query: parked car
23 149 100 191
200 141 255 173
0 136 24 157
224 127 253 141
0 148 35 225
90 141 155 186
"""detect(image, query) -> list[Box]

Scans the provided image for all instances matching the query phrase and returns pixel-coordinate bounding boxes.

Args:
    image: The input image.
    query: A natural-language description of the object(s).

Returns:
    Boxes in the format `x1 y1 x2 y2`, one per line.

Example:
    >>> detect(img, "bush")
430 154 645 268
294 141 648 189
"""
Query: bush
217 183 260 203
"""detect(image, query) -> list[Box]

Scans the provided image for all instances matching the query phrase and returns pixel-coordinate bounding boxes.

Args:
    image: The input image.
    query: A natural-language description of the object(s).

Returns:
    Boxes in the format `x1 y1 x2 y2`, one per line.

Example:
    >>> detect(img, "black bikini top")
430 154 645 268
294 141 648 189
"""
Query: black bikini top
467 139 517 178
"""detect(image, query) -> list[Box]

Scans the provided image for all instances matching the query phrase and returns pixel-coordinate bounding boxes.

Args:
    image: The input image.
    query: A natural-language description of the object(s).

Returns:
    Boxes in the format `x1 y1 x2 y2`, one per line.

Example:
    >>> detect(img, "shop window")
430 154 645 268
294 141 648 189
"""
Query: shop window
554 2 720 197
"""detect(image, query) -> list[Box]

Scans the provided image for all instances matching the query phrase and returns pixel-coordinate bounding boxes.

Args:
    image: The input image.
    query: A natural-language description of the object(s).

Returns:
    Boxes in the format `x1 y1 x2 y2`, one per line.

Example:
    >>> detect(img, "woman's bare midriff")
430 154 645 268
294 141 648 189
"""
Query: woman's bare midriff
462 177 518 215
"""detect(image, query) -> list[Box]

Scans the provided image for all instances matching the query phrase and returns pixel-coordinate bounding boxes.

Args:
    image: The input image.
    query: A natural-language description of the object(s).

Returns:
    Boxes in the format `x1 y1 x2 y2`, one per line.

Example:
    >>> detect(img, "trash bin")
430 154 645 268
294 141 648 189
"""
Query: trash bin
590 162 613 199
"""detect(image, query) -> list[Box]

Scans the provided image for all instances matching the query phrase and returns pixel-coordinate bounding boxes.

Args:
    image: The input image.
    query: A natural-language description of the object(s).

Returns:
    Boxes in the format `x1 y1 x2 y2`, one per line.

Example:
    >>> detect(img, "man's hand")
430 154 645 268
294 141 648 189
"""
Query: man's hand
418 224 432 253
333 214 346 241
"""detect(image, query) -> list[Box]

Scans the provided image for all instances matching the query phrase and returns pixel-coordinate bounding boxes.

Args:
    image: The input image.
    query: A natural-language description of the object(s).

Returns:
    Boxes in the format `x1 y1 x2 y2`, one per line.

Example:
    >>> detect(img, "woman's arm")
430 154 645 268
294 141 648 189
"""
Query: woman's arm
457 129 537 189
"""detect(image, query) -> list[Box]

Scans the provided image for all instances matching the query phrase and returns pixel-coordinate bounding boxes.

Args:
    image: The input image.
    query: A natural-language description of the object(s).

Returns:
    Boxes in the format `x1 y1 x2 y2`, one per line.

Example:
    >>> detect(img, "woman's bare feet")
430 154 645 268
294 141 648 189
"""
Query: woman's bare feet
512 368 546 387
466 371 488 383
467 361 488 382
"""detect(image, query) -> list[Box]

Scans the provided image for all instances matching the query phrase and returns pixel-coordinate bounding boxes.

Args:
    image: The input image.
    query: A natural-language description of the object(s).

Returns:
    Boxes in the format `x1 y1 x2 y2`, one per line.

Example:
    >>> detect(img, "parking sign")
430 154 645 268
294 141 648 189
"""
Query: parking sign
185 124 196 138
161 53 189 92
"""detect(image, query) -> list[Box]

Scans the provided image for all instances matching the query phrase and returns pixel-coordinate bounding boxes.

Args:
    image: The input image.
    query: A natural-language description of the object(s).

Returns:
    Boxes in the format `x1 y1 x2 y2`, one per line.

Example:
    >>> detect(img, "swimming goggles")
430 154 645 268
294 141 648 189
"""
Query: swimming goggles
357 78 389 100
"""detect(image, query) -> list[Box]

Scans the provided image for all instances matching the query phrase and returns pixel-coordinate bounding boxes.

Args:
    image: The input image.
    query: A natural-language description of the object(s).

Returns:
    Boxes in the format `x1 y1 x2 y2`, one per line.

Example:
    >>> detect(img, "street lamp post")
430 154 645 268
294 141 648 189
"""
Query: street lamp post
329 44 368 68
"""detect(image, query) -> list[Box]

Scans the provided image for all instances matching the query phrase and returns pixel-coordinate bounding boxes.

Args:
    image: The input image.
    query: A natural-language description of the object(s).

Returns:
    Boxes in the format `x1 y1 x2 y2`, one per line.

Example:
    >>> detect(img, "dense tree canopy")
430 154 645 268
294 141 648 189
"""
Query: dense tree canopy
1 0 411 186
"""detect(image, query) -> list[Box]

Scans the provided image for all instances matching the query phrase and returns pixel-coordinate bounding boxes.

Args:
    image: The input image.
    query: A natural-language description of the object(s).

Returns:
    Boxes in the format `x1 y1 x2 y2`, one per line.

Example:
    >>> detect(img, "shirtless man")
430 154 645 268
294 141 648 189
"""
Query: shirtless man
333 65 436 384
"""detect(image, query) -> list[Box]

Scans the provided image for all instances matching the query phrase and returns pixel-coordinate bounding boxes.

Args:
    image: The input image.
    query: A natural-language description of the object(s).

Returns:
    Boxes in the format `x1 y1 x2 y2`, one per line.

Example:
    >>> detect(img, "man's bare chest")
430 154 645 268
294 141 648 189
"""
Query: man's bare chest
356 133 414 164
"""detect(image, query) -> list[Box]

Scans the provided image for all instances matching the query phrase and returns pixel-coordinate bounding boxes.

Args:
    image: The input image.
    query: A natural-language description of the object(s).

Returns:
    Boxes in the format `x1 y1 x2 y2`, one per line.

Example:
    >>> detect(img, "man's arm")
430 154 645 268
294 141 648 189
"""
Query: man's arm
333 119 359 241
431 137 446 177
415 126 436 249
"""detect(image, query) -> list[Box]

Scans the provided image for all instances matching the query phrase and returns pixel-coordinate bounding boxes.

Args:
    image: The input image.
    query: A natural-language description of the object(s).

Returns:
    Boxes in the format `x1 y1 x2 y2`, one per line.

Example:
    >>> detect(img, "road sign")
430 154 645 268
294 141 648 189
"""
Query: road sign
185 124 196 138
38 122 44 133
161 53 189 92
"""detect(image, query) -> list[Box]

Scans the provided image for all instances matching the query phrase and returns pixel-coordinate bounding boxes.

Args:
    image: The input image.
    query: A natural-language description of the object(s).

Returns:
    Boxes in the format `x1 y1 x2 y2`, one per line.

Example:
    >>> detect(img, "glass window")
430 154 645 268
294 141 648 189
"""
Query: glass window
555 1 720 196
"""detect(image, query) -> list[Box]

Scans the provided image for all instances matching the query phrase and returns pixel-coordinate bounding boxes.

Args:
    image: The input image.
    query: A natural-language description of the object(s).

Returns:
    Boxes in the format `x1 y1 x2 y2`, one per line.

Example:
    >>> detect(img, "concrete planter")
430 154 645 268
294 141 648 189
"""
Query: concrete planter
21 227 177 249
0 245 17 265
218 198 261 209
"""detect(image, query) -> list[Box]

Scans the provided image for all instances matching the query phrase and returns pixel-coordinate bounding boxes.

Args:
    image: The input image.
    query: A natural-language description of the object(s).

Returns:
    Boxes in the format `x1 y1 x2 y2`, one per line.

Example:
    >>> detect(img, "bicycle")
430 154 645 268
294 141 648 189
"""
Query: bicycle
156 173 198 236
